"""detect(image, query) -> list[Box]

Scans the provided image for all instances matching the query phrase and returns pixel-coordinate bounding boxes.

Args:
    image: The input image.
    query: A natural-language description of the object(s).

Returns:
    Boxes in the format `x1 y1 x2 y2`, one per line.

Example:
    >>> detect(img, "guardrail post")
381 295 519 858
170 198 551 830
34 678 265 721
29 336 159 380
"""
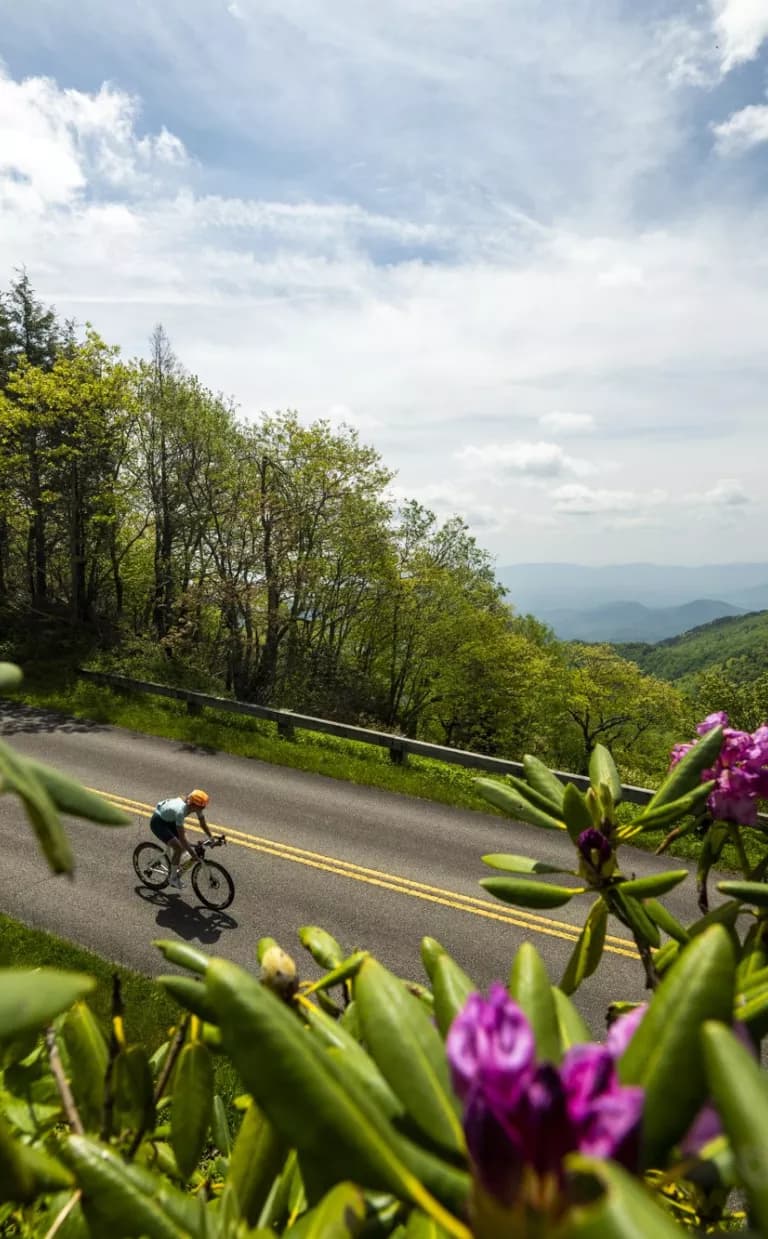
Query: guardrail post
186 700 202 717
277 714 296 741
389 740 407 766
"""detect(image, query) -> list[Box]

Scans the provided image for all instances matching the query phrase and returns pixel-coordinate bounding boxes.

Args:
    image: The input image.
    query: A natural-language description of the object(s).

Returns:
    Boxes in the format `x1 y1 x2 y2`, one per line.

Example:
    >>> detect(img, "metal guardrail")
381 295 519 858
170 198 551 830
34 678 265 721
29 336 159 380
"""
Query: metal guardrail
78 668 656 807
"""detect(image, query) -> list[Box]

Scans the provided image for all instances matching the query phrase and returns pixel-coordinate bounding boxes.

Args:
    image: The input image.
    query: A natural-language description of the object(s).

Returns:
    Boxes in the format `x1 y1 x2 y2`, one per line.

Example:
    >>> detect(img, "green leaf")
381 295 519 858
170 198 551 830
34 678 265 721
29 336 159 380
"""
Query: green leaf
481 853 572 875
154 940 210 975
474 778 565 830
504 772 568 817
0 662 22 691
509 942 560 1063
405 1209 454 1238
286 1182 366 1238
60 1000 108 1131
206 958 469 1233
718 880 768 908
227 1102 288 1227
645 725 724 812
561 783 596 843
617 871 689 899
480 877 582 909
114 1044 155 1136
211 1092 231 1157
419 941 476 1039
522 754 565 810
157 975 219 1024
61 1134 205 1239
558 1155 684 1238
560 897 607 996
298 926 345 970
552 987 592 1049
298 994 404 1119
607 888 660 948
735 983 768 1041
589 744 622 805
171 1041 214 1179
355 957 464 1155
619 925 736 1167
0 968 94 1041
0 743 74 873
0 1114 73 1203
626 783 714 834
302 952 369 996
21 757 130 826
644 900 689 944
702 1021 768 1234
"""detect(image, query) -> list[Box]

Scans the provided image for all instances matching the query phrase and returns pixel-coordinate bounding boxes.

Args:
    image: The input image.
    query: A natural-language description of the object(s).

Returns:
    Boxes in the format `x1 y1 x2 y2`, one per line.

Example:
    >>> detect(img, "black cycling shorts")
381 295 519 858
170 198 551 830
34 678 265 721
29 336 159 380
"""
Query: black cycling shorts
150 813 178 846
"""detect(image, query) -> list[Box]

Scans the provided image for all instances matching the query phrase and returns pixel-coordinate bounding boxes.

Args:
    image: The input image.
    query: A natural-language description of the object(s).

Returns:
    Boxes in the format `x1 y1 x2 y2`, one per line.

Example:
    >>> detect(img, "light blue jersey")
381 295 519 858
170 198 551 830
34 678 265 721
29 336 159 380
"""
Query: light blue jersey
155 797 188 828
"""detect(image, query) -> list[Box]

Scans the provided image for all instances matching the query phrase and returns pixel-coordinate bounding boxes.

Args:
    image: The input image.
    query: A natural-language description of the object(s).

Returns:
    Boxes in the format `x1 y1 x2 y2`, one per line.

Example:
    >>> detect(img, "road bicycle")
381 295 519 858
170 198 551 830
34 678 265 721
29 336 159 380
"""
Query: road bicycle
132 835 234 910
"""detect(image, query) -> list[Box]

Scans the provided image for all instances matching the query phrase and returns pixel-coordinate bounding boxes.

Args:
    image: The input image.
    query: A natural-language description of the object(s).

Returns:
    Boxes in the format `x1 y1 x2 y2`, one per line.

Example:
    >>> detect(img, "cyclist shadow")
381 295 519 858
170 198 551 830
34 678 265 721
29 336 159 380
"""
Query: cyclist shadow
133 885 238 943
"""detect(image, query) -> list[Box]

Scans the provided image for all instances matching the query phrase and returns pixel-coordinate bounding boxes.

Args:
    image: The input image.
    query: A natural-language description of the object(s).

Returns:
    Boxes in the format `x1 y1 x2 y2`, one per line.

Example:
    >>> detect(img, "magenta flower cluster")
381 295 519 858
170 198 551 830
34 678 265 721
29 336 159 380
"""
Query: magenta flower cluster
446 985 644 1208
670 712 768 827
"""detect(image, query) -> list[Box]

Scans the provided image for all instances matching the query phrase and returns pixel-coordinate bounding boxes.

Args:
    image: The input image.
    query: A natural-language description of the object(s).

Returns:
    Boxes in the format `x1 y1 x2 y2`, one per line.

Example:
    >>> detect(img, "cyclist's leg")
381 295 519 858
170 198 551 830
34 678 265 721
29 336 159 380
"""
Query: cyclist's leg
149 815 177 876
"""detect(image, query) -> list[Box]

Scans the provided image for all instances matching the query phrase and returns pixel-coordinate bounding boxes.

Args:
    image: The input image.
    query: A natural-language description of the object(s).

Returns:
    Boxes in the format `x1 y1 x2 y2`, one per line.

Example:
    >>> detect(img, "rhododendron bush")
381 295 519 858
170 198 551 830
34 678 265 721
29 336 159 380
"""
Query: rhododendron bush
2 660 768 1237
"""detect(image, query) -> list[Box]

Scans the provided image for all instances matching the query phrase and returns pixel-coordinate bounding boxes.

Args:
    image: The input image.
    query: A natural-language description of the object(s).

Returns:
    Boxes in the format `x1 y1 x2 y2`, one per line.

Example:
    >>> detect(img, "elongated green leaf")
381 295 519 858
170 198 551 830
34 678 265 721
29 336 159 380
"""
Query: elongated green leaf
737 922 768 989
561 783 595 843
22 758 130 825
154 940 210 975
480 877 582 909
206 958 469 1234
552 987 592 1049
619 925 736 1167
425 949 476 1039
627 783 714 834
61 1134 205 1239
607 888 660 948
302 952 369 996
618 871 688 899
481 852 571 875
298 926 345 970
475 778 565 830
522 754 565 810
157 975 219 1024
560 897 607 997
228 1102 288 1227
558 1155 683 1238
405 1210 454 1238
718 880 768 908
0 1115 73 1203
0 968 94 1041
355 958 464 1155
735 983 768 1040
589 744 622 805
114 1044 155 1135
211 1092 231 1157
644 900 689 944
702 1021 768 1234
60 1000 108 1130
645 726 724 812
509 942 560 1063
0 743 74 873
0 662 22 690
172 1041 214 1179
287 1182 366 1238
504 773 567 817
298 994 404 1119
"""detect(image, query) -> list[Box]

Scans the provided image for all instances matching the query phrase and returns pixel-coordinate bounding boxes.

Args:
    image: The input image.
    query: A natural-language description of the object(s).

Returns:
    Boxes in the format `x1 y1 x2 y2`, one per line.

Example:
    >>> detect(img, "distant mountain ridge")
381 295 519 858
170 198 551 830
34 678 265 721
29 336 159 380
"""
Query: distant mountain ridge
614 609 768 682
498 562 768 612
539 598 745 643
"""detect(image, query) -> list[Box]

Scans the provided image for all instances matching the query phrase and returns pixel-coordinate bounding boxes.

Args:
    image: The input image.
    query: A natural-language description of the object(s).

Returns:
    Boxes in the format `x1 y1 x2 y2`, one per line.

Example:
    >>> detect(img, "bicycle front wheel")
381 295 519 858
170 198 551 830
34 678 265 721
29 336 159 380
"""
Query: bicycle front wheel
192 860 235 910
133 842 170 890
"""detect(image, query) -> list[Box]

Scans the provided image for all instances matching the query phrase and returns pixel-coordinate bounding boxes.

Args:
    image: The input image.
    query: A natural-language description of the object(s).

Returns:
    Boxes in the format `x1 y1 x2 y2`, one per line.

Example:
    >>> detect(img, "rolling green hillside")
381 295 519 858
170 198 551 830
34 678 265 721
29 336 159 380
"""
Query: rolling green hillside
614 609 768 682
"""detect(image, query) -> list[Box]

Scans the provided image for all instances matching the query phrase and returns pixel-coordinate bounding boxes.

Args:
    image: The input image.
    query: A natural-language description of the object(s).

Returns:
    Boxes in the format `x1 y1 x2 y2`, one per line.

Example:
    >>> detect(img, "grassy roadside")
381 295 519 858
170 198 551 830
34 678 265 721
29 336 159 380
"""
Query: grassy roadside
5 664 754 872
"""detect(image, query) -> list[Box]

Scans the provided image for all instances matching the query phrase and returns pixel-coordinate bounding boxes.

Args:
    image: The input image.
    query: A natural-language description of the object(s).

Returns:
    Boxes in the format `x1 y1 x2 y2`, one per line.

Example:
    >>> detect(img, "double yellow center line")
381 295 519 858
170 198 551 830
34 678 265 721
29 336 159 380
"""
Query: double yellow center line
97 787 637 961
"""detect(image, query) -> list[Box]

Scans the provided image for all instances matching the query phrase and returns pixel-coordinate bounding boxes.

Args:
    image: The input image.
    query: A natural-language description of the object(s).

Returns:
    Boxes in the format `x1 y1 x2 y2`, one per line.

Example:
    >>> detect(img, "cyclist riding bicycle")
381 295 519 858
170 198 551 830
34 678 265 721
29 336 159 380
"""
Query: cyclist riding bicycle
149 789 215 888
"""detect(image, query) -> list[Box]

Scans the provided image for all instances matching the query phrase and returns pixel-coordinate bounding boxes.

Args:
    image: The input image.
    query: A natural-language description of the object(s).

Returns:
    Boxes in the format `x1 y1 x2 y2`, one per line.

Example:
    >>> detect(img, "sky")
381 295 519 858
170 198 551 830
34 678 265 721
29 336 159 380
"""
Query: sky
1 1 768 566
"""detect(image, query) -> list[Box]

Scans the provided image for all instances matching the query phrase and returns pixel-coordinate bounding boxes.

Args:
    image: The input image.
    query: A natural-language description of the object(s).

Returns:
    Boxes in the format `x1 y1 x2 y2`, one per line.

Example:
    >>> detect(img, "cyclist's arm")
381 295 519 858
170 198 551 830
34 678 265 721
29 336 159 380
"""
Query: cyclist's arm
196 810 215 840
176 824 199 860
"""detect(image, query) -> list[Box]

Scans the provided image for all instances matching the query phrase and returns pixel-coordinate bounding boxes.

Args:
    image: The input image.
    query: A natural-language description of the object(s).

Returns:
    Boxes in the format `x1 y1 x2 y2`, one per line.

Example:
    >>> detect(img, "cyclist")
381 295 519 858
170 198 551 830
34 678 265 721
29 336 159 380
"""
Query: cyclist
149 789 215 888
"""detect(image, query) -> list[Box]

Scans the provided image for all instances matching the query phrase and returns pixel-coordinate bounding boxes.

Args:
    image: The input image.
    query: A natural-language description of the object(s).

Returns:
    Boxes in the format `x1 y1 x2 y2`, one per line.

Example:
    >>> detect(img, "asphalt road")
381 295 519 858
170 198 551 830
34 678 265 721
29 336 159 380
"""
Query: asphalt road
0 701 707 1034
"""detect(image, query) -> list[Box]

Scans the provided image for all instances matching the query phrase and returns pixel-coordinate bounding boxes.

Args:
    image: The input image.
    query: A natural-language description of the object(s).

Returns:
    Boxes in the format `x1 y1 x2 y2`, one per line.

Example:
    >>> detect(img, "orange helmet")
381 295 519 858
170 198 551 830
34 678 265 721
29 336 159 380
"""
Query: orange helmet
187 789 209 809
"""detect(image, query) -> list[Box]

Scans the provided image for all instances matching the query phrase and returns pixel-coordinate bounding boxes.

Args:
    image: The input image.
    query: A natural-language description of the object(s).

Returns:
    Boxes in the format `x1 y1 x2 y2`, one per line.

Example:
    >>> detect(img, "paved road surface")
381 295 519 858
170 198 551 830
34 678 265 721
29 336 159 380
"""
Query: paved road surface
0 702 705 1034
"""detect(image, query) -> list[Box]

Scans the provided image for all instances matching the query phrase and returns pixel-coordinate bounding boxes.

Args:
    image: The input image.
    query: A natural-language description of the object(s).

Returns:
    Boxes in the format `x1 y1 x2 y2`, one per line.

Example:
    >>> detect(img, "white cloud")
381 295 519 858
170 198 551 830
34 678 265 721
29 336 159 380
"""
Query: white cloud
696 478 751 507
457 441 594 481
539 412 596 435
711 0 768 71
713 104 768 154
551 484 667 517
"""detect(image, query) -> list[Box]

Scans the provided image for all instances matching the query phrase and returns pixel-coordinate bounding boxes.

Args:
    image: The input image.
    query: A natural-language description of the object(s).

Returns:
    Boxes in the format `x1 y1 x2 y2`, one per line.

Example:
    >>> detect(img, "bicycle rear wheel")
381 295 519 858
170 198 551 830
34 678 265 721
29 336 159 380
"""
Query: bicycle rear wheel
192 860 234 910
133 842 170 890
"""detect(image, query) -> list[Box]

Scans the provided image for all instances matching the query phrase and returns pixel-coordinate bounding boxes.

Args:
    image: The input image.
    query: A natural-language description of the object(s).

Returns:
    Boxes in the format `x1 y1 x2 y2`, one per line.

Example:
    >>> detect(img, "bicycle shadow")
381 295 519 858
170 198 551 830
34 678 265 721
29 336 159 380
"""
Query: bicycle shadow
133 885 238 943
